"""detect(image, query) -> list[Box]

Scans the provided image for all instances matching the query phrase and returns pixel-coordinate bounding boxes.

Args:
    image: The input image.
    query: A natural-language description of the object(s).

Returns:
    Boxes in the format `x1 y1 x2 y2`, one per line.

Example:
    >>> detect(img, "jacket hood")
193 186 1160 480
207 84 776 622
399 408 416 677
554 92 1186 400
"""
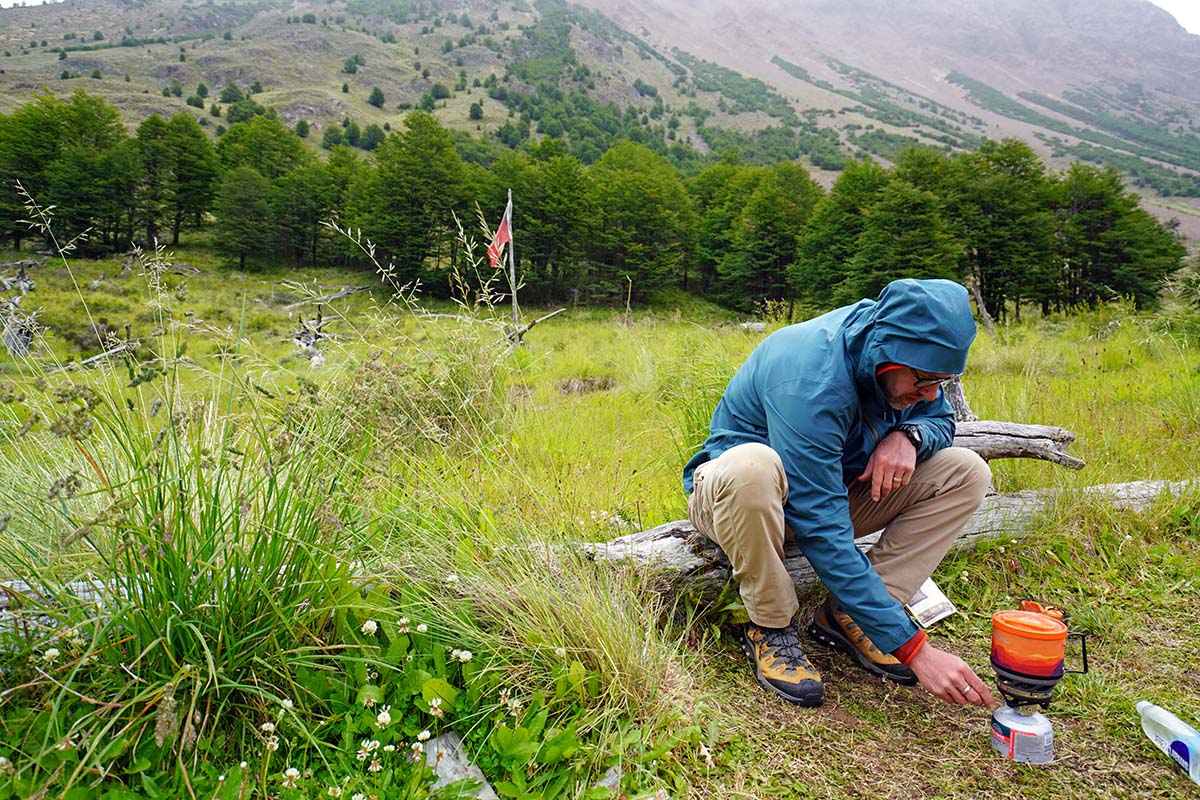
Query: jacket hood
854 279 977 379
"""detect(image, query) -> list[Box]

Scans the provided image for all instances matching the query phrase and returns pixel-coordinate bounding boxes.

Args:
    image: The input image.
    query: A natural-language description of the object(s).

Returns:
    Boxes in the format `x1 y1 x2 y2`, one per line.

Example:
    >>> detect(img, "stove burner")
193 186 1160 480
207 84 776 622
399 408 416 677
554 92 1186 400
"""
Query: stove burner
993 663 1061 710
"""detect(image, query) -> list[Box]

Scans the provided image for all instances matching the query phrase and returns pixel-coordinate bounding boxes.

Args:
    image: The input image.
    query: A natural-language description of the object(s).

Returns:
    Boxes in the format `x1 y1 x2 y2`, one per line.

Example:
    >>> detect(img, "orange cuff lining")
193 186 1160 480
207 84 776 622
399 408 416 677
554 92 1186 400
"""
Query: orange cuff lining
894 629 928 665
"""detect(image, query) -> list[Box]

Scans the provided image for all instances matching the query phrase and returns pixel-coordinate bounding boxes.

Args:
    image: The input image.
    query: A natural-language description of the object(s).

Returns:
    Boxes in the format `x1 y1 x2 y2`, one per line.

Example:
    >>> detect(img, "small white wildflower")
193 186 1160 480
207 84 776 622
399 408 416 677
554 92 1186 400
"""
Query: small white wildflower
239 761 248 769
362 691 377 709
398 617 410 633
417 730 431 742
327 786 343 798
428 697 444 719
444 573 459 588
281 766 300 788
280 698 294 710
368 757 382 773
383 744 396 752
265 735 279 752
405 653 414 663
410 742 424 761
360 620 378 636
43 648 60 664
416 623 428 634
260 721 276 733
506 696 523 717
353 794 367 800
218 774 225 783
456 650 472 663
498 687 510 703
375 705 392 728
554 647 566 659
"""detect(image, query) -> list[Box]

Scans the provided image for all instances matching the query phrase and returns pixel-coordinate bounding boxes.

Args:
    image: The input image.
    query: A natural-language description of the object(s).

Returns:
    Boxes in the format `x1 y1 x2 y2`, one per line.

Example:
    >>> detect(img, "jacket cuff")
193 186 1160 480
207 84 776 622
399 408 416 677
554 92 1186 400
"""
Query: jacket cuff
893 629 928 665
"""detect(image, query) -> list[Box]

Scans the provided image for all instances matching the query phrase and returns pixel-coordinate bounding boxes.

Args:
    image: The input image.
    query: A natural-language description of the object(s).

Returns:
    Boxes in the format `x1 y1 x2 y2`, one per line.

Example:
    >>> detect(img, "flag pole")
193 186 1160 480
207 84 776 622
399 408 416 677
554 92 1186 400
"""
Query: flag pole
507 188 519 341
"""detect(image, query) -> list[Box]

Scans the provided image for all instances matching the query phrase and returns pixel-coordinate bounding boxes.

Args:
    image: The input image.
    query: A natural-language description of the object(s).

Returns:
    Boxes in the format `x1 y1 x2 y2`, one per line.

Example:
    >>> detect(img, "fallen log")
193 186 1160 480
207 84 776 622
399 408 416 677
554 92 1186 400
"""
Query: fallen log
954 421 1084 470
584 480 1192 603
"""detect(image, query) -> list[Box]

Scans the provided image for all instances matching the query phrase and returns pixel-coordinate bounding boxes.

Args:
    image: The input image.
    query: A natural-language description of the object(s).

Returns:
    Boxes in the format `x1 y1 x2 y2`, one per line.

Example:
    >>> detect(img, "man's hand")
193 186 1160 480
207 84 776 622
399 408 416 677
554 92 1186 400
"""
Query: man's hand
856 431 917 501
908 644 997 709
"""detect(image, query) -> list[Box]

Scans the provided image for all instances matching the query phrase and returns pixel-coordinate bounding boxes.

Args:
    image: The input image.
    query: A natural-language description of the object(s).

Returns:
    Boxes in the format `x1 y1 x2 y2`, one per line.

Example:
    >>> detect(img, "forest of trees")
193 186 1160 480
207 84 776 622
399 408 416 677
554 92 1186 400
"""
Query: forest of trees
0 90 1188 317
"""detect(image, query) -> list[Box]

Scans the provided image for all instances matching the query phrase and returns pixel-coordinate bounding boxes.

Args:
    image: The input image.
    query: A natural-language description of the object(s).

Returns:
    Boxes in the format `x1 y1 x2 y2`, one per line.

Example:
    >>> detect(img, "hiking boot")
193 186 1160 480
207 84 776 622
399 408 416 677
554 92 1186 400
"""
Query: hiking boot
808 598 918 685
740 622 825 706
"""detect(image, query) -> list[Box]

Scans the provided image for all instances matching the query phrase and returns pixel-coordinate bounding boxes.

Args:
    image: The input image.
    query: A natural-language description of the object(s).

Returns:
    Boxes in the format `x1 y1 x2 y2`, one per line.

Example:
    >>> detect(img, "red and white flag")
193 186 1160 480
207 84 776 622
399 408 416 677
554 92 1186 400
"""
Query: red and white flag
486 198 512 269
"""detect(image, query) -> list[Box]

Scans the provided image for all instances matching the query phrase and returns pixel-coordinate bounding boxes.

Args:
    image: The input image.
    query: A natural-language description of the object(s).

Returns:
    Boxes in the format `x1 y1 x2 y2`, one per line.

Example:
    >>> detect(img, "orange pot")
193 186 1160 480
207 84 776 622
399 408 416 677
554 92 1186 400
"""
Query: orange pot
991 610 1069 678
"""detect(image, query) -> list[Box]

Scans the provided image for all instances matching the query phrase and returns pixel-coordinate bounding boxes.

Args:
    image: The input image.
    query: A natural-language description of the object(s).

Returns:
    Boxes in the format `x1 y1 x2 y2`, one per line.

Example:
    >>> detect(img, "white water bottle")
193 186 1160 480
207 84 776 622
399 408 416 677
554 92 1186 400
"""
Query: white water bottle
1137 700 1200 785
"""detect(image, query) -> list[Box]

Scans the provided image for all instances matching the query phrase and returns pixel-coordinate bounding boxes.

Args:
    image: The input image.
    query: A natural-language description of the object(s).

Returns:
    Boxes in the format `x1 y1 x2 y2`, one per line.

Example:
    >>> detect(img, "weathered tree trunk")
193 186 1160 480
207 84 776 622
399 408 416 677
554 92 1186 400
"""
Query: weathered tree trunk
584 480 1190 604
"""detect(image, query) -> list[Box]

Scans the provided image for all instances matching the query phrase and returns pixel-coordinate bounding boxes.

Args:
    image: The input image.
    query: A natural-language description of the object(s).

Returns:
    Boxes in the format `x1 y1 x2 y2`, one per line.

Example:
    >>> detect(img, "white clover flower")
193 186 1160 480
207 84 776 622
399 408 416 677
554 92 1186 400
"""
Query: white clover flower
444 573 459 588
416 623 428 634
368 757 383 773
456 650 472 663
554 647 566 659
375 705 392 728
383 744 396 752
410 741 424 761
362 691 377 709
281 766 300 788
398 617 410 633
218 774 225 783
280 698 294 710
265 735 280 752
239 761 248 769
417 730 431 742
260 721 276 733
360 620 378 636
0 756 13 776
43 648 60 664
353 794 367 800
327 786 343 798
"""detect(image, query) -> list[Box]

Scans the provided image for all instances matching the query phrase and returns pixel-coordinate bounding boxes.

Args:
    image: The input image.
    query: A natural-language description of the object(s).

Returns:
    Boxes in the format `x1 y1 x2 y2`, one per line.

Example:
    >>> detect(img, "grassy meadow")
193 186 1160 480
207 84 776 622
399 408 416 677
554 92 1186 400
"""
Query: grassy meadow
0 230 1199 799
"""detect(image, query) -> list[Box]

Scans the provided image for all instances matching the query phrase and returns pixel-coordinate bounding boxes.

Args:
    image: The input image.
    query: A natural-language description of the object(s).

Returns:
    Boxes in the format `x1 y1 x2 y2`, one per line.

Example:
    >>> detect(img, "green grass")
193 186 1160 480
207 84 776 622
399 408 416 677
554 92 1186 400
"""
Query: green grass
1 228 1199 797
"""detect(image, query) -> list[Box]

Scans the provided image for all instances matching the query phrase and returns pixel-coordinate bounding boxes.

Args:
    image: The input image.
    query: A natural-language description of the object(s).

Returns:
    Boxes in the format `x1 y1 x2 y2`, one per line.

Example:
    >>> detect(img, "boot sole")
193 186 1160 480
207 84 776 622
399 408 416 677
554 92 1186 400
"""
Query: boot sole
739 635 825 707
807 618 919 686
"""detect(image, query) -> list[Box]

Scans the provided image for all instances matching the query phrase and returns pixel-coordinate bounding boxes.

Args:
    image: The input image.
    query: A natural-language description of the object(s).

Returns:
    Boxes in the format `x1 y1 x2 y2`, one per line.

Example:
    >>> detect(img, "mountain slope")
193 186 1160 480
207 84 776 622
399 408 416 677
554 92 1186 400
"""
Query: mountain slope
1 0 1199 238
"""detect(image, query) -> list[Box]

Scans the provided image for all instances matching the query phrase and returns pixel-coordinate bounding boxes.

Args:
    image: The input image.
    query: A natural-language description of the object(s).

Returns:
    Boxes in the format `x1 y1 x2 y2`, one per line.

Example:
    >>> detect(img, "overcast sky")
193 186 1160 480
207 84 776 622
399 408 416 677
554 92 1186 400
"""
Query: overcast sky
1145 0 1200 34
0 0 1198 33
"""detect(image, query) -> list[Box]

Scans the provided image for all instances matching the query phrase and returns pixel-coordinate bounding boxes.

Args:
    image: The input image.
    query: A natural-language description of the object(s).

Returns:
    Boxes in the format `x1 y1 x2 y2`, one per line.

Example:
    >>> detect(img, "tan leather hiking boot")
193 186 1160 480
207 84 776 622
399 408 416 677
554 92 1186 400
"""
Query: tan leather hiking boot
741 622 825 706
808 598 917 685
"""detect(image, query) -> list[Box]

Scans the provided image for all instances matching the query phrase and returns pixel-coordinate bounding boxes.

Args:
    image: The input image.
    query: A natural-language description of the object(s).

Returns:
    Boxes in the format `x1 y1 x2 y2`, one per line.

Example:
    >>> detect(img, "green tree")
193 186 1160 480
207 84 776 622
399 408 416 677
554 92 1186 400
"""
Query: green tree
360 123 385 151
468 101 483 121
1051 163 1185 310
368 86 385 108
841 182 960 303
715 161 823 311
15 91 128 251
321 126 343 149
588 140 695 299
164 113 219 245
216 115 309 180
295 119 309 138
792 159 890 307
214 166 273 269
346 111 465 285
272 163 336 266
946 139 1053 321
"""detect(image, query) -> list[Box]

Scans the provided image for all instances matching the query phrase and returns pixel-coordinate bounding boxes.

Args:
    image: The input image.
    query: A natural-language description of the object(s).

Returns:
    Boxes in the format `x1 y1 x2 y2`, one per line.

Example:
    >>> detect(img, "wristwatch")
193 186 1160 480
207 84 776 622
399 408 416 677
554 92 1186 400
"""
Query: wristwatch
892 424 922 450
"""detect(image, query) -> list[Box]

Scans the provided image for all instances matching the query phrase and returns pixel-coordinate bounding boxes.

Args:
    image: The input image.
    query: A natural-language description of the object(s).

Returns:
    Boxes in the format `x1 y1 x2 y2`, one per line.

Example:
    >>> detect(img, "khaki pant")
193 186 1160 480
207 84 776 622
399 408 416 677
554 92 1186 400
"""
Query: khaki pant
687 443 990 628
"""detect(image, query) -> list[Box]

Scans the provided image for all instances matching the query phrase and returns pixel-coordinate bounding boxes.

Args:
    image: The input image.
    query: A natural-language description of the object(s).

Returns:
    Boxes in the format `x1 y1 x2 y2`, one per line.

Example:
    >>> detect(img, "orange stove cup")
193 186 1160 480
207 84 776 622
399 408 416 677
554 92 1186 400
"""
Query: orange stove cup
991 609 1088 679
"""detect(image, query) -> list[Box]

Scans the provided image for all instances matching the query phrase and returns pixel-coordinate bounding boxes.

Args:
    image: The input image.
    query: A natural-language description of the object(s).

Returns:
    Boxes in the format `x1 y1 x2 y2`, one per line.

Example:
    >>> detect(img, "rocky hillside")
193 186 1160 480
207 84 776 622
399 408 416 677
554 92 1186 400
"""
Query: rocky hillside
1 0 1198 237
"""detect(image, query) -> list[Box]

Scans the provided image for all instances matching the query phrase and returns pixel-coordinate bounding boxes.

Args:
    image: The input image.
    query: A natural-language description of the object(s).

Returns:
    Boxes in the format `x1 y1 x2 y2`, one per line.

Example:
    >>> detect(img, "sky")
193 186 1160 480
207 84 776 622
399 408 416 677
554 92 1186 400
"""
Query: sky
0 0 1198 32
1145 0 1200 35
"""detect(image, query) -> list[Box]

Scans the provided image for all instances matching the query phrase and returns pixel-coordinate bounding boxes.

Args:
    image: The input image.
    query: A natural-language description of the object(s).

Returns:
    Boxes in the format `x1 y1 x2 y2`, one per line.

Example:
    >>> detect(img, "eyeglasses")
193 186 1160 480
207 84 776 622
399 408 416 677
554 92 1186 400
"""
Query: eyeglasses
911 368 961 389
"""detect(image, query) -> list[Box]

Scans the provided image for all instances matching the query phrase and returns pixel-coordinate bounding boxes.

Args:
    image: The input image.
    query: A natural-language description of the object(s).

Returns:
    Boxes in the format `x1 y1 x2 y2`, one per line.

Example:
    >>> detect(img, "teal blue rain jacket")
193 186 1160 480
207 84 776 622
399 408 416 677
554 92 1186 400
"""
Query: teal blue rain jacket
683 279 977 653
